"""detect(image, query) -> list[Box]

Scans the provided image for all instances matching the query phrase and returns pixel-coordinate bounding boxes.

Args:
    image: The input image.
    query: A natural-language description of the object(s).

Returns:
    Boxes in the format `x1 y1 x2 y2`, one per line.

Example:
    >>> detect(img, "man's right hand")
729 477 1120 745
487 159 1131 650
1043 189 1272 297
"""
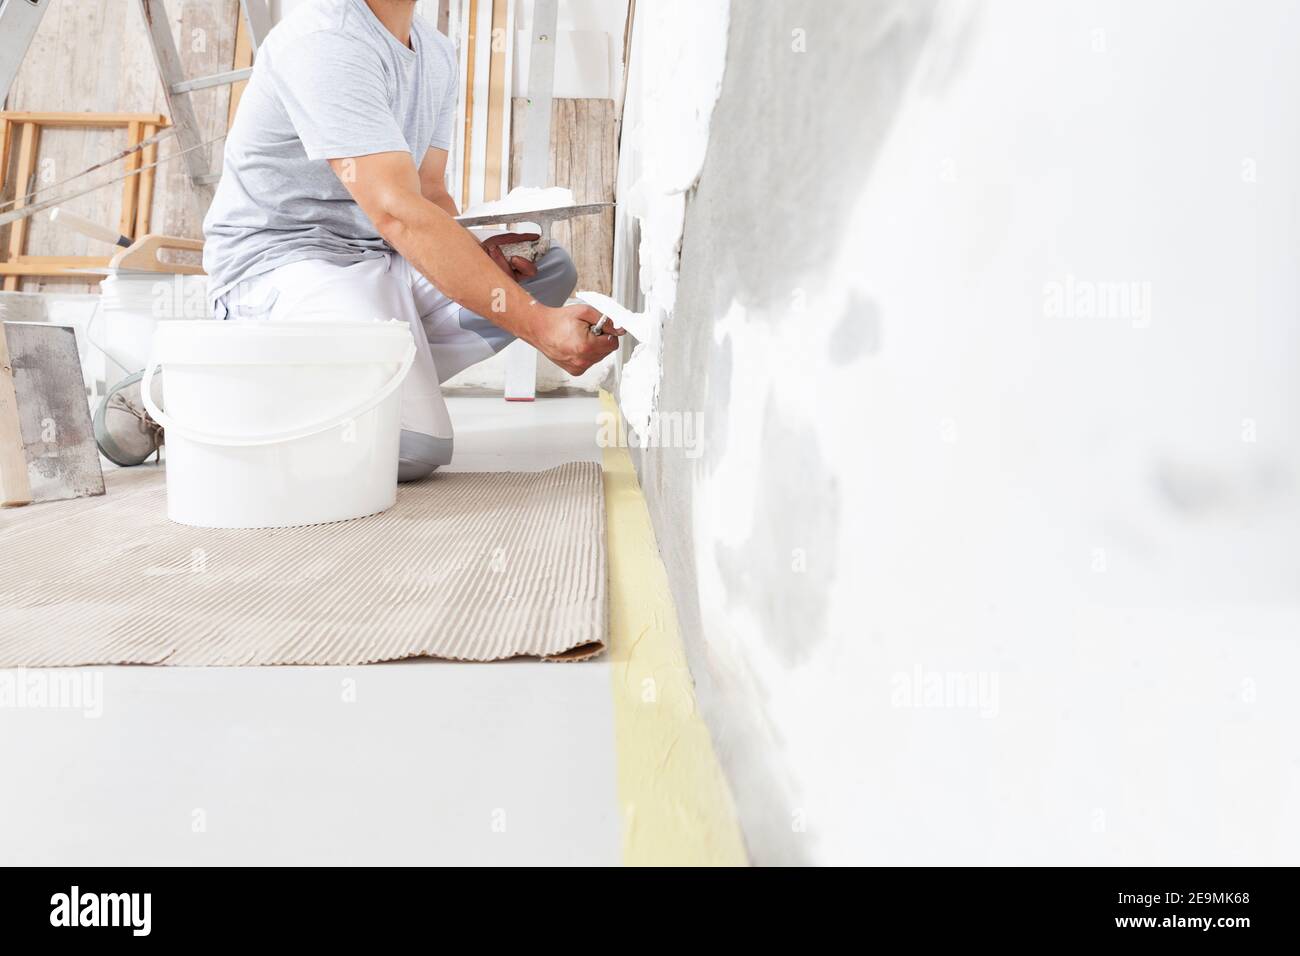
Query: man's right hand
535 304 625 376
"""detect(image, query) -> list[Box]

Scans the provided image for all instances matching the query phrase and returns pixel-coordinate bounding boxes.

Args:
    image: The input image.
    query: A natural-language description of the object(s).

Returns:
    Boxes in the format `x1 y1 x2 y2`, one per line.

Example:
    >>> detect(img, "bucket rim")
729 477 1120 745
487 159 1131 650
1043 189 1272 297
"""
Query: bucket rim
150 319 416 365
156 319 413 335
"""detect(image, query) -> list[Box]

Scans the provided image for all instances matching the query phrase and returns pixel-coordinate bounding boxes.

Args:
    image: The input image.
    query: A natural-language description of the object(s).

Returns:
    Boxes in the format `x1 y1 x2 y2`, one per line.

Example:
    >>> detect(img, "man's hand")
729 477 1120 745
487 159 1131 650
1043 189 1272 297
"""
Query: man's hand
481 232 540 280
535 304 625 376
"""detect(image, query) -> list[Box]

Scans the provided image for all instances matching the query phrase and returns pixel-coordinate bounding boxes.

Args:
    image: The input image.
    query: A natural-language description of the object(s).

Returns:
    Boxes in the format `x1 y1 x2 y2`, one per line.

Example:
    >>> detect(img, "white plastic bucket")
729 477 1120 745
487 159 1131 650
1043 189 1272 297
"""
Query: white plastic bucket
95 273 210 374
141 320 416 529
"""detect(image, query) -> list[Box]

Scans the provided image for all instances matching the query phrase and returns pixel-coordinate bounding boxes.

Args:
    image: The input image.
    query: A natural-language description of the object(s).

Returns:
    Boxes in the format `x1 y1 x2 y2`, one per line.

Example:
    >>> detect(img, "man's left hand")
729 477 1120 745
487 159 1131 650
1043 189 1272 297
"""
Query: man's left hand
481 232 541 280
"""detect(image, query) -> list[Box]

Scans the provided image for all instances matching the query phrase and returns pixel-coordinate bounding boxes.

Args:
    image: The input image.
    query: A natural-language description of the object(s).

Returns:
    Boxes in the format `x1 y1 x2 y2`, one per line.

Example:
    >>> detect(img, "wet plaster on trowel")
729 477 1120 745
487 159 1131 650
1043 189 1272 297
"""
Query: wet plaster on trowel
460 186 577 259
612 0 731 439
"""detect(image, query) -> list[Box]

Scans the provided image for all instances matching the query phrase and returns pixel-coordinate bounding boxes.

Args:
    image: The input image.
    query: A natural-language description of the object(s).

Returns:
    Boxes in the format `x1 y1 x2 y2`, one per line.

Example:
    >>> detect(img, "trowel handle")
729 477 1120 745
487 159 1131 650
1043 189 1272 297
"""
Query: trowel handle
49 208 132 248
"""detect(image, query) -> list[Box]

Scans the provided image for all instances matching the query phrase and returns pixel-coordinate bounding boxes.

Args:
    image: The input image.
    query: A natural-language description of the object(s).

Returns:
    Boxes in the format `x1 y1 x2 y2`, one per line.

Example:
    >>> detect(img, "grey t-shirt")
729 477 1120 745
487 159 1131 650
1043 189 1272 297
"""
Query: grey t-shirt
202 0 457 300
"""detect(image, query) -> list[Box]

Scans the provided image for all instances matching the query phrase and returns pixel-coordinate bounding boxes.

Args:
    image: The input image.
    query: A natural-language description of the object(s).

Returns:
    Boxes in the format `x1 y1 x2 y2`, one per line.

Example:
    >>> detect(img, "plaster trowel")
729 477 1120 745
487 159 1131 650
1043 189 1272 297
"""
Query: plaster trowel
455 188 612 261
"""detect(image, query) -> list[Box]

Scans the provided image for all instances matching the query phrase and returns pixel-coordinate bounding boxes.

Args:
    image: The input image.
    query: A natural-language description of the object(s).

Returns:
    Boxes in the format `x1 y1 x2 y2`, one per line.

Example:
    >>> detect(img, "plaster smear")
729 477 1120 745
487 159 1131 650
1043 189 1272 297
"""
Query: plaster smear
459 186 576 222
614 0 730 437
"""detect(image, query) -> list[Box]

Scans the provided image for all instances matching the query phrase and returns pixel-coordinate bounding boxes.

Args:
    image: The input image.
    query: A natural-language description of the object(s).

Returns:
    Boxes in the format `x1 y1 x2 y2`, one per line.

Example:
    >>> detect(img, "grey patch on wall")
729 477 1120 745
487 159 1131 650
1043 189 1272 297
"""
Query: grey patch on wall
686 0 960 314
830 292 882 365
716 392 840 668
1154 456 1294 517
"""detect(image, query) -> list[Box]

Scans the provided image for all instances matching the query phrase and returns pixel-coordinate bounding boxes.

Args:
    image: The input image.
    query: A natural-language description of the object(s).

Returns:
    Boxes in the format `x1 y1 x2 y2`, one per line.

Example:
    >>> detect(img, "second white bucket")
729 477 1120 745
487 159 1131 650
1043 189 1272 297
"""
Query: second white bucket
142 320 416 529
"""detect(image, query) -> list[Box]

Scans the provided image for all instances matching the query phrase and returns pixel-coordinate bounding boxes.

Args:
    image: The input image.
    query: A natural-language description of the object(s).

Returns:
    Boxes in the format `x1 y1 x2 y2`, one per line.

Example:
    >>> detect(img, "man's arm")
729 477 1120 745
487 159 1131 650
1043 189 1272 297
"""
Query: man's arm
418 147 537 279
329 150 620 375
417 147 460 217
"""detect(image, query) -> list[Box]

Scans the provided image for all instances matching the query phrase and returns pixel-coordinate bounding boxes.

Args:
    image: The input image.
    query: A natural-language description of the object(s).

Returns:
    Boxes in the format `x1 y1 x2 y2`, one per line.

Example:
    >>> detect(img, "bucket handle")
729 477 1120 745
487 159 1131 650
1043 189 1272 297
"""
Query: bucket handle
139 342 417 448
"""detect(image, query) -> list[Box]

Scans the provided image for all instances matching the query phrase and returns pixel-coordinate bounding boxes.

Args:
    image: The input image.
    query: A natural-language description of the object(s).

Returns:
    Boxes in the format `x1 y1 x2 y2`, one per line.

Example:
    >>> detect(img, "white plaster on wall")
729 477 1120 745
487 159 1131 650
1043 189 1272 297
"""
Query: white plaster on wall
613 0 730 438
681 0 1300 864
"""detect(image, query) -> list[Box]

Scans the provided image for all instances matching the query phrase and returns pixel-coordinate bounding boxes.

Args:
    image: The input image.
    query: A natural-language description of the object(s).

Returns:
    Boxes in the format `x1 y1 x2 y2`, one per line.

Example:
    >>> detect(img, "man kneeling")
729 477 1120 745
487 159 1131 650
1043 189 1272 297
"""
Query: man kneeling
203 0 621 481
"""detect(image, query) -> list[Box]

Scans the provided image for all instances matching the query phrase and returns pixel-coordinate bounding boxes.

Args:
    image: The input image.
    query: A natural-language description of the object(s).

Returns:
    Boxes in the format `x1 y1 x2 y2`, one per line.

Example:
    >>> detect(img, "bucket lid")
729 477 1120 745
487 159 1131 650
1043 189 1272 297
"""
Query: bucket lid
151 320 414 366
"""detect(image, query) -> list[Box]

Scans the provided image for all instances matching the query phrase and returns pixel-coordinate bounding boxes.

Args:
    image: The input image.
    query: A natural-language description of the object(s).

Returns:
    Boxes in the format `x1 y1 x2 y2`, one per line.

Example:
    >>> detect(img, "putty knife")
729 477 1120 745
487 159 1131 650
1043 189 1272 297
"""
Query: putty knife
576 290 651 340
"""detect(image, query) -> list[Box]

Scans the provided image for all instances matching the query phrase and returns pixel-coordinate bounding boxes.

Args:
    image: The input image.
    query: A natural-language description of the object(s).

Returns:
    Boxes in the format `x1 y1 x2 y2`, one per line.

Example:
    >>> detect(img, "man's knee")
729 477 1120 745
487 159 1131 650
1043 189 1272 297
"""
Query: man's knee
398 429 453 483
523 246 578 307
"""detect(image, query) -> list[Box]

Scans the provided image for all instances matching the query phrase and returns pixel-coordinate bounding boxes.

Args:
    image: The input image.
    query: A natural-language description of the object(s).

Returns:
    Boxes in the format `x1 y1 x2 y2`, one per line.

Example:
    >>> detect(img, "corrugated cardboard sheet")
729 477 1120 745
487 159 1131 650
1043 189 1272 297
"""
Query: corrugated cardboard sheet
0 462 606 664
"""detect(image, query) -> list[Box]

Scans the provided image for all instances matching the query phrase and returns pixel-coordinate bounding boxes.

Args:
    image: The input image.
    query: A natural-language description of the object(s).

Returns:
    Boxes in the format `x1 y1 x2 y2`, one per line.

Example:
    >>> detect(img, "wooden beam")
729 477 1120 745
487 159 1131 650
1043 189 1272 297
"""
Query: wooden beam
519 0 558 188
137 123 159 237
11 255 113 263
483 0 509 202
3 122 39 292
0 119 12 198
460 0 479 208
510 97 617 294
0 111 168 128
0 258 111 277
133 0 212 184
227 8 254 131
616 0 636 142
119 121 143 239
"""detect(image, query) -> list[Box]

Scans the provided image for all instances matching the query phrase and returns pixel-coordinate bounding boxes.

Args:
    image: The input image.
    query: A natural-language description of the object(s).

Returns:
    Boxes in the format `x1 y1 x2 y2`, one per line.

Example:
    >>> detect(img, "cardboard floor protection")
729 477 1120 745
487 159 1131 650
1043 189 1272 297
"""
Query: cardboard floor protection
0 462 607 665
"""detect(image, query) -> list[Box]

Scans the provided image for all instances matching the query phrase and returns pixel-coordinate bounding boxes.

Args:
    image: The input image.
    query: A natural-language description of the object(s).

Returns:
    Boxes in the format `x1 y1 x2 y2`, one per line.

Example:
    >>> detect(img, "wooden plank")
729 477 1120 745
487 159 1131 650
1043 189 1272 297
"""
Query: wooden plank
119 121 143 238
0 321 104 505
483 0 509 202
510 97 616 294
143 0 241 237
3 123 40 293
134 0 213 184
460 0 479 208
137 122 159 237
519 0 558 188
0 119 12 198
10 255 112 265
0 111 168 127
0 256 111 276
227 9 254 131
616 0 636 140
0 321 32 506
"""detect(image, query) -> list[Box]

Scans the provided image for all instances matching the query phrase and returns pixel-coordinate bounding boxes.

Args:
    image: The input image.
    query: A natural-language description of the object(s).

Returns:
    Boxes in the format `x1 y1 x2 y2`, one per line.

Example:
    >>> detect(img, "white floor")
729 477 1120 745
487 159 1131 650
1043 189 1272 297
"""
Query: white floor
0 394 623 866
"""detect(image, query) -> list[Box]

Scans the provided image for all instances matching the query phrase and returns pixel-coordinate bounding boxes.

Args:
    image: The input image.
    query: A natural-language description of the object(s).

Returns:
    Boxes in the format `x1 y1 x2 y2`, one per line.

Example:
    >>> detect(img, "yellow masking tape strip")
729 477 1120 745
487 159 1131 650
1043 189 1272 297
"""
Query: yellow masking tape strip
600 390 748 866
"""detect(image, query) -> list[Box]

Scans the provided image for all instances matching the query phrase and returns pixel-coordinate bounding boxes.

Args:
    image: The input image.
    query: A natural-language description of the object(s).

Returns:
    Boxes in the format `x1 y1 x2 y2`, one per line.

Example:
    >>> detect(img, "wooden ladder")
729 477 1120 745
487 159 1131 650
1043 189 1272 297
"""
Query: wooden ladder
2 0 271 188
134 0 272 187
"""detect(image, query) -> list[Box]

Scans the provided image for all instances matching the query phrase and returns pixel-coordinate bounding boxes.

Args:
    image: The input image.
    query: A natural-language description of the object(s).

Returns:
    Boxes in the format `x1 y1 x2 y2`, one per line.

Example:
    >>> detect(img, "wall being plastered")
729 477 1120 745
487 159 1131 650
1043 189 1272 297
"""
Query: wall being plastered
622 0 1300 864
